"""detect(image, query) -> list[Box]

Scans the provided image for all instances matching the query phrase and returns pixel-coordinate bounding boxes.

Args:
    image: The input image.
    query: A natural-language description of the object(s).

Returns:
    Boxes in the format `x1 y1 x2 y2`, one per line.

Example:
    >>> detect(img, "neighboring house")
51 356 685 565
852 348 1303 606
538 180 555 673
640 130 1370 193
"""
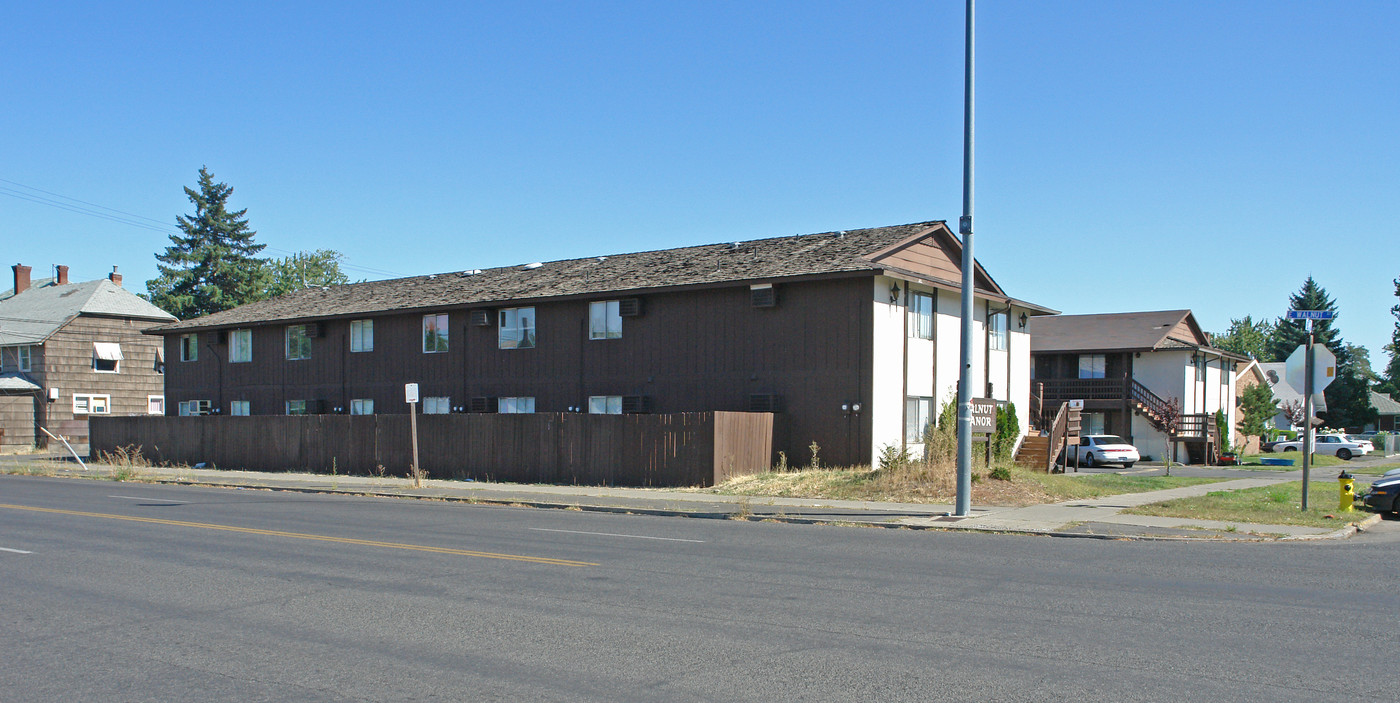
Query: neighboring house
1259 362 1301 430
1370 391 1400 433
150 221 1055 468
0 264 175 451
1028 310 1246 464
1232 359 1270 453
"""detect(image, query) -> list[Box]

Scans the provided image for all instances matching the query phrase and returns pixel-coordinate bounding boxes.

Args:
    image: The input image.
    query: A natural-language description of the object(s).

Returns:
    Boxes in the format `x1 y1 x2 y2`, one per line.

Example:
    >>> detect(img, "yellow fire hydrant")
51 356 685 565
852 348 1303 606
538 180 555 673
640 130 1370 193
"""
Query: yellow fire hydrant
1338 470 1355 512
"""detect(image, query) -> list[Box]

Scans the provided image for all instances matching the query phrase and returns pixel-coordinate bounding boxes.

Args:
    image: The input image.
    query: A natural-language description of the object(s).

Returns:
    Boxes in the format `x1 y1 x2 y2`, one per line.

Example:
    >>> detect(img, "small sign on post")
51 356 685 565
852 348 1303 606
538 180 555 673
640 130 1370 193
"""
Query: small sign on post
405 383 421 488
969 398 997 433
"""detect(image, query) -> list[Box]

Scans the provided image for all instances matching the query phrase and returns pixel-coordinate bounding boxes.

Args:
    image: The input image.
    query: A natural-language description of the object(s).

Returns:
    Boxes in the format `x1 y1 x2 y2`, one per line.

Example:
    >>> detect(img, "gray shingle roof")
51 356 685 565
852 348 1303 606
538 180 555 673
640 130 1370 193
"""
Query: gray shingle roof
1031 310 1196 353
1371 390 1400 415
154 221 1039 332
0 372 41 393
0 279 177 346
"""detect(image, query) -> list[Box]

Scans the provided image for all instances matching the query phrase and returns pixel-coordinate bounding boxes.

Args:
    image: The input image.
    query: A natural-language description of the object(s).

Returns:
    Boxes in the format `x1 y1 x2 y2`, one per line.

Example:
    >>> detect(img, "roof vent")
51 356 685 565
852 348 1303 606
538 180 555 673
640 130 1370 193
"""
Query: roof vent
459 269 482 277
835 231 846 238
727 242 740 250
523 262 543 270
427 274 437 280
596 256 607 262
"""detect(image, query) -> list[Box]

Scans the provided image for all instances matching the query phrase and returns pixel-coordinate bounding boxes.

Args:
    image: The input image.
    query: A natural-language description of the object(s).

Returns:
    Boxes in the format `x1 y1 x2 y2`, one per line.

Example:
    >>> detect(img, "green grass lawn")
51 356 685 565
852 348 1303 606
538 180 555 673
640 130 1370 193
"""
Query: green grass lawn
1123 480 1379 528
1234 452 1400 476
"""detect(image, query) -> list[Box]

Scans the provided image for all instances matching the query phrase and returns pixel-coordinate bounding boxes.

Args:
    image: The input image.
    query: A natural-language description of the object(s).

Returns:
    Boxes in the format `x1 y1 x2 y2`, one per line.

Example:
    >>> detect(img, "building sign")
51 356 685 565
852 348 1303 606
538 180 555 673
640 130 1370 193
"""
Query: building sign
405 382 420 404
970 398 997 434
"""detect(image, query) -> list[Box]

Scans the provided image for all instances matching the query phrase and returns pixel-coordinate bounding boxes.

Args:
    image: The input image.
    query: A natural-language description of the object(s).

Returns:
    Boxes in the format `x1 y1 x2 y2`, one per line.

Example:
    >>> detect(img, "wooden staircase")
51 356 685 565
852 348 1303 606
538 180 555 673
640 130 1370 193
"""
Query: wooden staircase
1015 434 1051 469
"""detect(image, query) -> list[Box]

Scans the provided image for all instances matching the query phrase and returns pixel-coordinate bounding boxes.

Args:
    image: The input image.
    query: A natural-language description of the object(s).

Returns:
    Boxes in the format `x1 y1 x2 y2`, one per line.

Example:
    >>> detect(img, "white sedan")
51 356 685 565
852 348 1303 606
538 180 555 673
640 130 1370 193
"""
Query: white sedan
1065 435 1140 468
1272 434 1371 460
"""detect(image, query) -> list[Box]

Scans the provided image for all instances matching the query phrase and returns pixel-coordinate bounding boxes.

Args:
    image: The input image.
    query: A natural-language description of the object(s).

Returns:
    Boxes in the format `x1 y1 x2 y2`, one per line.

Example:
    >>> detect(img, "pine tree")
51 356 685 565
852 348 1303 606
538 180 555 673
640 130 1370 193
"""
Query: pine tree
1266 277 1375 429
1385 276 1400 394
146 167 269 319
1236 381 1278 442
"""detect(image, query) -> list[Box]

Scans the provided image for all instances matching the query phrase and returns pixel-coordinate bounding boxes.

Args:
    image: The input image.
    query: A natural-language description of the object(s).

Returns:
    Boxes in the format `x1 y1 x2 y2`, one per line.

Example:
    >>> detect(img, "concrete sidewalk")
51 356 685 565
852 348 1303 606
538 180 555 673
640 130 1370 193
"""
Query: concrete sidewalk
0 455 1380 541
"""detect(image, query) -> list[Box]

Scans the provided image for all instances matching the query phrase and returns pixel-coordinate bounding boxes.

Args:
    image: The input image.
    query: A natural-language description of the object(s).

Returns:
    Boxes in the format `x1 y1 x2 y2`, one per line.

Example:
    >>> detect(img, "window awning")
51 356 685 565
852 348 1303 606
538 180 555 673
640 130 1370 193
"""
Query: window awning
93 342 124 361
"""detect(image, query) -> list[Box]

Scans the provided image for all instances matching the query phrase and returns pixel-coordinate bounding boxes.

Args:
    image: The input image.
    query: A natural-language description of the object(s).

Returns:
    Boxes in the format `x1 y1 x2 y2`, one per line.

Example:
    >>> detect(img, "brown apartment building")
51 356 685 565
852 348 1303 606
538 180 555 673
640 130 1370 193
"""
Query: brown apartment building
151 222 1053 468
0 264 175 450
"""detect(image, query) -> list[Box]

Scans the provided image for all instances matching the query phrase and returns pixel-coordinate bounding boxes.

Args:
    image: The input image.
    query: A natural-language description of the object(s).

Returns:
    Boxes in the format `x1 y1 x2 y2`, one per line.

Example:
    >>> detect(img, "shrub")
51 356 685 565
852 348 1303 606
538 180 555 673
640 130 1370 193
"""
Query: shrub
877 444 913 472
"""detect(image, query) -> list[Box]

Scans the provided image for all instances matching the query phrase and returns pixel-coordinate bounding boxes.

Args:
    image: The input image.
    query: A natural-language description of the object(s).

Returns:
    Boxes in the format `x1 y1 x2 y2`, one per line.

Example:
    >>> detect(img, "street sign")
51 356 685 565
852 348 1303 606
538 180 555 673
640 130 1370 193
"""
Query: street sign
1285 344 1336 393
1286 310 1335 321
405 382 420 404
969 398 997 433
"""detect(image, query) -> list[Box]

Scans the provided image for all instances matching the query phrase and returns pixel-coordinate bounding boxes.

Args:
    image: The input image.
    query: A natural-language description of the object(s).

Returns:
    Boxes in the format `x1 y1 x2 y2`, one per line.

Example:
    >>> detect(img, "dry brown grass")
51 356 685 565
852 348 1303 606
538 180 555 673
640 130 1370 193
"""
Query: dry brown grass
705 458 1221 507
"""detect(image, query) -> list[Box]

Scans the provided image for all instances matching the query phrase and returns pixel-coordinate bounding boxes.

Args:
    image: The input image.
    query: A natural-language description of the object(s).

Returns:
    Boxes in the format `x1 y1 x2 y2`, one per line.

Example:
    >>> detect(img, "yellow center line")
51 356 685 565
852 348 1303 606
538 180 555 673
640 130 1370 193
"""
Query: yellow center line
0 503 597 567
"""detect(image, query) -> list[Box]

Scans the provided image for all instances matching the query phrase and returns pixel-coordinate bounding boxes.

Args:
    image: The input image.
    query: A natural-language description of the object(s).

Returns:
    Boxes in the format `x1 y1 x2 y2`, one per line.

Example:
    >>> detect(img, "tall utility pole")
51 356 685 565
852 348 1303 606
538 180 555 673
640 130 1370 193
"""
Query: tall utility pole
955 0 976 517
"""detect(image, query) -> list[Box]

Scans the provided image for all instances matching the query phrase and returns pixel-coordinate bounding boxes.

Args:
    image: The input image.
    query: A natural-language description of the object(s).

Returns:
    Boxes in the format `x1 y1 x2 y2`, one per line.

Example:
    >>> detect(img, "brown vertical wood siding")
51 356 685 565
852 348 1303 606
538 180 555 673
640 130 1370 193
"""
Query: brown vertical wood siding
162 276 876 466
91 411 772 487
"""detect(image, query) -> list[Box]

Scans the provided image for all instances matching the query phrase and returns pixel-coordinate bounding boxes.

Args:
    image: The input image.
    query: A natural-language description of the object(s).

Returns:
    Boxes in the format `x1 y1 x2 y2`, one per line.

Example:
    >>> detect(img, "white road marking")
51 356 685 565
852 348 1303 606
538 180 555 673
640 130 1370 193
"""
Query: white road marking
529 527 704 543
0 547 33 554
109 495 187 504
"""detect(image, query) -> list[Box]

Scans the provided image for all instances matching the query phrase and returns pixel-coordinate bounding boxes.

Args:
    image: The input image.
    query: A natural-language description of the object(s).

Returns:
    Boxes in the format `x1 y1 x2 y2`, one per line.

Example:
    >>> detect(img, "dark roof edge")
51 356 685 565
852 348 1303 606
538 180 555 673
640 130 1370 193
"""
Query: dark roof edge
146 268 881 333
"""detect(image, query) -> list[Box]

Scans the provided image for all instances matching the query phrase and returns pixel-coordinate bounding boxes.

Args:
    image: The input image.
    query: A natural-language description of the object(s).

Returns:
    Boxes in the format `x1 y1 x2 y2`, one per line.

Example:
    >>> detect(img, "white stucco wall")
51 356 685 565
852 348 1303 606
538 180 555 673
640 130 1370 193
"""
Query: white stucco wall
870 276 908 467
866 277 1032 466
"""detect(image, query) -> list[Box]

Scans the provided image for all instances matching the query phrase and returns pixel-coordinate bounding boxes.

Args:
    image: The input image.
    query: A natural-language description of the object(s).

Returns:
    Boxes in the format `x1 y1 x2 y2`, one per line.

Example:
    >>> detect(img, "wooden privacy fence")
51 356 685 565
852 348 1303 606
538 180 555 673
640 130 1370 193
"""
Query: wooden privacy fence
89 412 773 487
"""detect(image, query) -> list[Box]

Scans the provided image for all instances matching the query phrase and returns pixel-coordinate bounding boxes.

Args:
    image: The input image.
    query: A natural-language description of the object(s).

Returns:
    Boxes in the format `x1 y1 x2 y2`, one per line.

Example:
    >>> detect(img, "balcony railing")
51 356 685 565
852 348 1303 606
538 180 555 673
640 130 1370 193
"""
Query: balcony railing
1035 378 1129 402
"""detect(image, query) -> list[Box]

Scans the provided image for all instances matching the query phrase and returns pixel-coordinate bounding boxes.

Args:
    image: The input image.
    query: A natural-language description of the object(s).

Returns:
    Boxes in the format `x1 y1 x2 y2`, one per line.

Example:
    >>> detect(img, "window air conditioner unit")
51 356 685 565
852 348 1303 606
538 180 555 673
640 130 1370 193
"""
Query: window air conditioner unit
469 310 494 327
749 394 782 413
468 397 496 413
750 284 776 308
619 298 643 317
622 395 650 414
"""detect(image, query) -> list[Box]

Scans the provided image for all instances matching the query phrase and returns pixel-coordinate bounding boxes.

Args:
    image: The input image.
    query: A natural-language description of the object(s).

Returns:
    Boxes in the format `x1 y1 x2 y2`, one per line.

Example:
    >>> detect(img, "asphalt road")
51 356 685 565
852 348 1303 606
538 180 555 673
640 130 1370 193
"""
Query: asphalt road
2 474 1396 703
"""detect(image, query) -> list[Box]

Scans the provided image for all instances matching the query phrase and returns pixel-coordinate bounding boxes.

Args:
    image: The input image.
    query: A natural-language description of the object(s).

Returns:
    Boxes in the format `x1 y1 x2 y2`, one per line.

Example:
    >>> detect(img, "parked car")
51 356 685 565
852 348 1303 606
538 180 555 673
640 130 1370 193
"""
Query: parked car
1064 435 1140 468
1345 435 1377 452
1271 434 1371 460
1362 473 1400 514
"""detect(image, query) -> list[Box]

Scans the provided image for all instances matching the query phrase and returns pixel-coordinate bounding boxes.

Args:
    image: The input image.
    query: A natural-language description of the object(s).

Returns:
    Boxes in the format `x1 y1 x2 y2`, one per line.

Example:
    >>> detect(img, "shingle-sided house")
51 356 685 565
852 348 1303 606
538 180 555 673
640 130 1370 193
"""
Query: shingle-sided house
0 264 175 451
150 221 1055 468
1028 310 1246 463
1369 391 1400 433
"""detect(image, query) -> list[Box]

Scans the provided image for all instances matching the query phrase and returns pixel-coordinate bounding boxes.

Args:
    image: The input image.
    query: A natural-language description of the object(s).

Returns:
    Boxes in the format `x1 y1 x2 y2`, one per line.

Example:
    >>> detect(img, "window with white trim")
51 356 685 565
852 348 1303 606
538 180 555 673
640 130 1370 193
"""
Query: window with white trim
589 301 622 340
423 396 451 414
180 333 198 362
989 312 1008 351
499 307 535 349
499 396 535 414
178 399 211 416
350 319 373 352
147 395 165 415
286 325 312 360
351 398 374 415
230 400 250 416
229 329 252 363
908 292 933 340
72 393 110 415
906 397 935 443
93 342 122 373
423 314 449 353
1078 354 1106 379
588 395 623 414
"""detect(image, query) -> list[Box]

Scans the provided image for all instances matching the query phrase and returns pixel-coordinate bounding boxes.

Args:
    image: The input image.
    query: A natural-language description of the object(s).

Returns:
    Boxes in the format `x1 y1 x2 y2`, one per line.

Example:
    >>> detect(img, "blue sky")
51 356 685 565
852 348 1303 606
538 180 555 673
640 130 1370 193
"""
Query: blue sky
3 1 1397 366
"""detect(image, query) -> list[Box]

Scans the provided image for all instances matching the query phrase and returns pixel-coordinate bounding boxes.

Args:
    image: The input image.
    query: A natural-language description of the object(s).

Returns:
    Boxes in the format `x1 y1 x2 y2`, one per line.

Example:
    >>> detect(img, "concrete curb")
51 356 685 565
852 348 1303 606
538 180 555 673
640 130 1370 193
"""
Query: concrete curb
1278 512 1384 541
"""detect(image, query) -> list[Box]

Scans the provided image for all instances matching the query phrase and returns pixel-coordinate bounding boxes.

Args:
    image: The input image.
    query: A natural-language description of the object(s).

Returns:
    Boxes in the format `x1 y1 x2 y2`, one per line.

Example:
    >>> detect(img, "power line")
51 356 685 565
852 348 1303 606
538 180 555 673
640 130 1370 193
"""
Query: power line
0 177 405 278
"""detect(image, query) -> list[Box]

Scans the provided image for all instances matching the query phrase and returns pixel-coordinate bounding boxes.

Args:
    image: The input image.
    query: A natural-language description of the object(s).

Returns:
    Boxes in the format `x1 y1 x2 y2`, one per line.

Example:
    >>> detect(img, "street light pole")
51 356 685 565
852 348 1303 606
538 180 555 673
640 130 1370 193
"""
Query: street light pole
955 0 976 517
